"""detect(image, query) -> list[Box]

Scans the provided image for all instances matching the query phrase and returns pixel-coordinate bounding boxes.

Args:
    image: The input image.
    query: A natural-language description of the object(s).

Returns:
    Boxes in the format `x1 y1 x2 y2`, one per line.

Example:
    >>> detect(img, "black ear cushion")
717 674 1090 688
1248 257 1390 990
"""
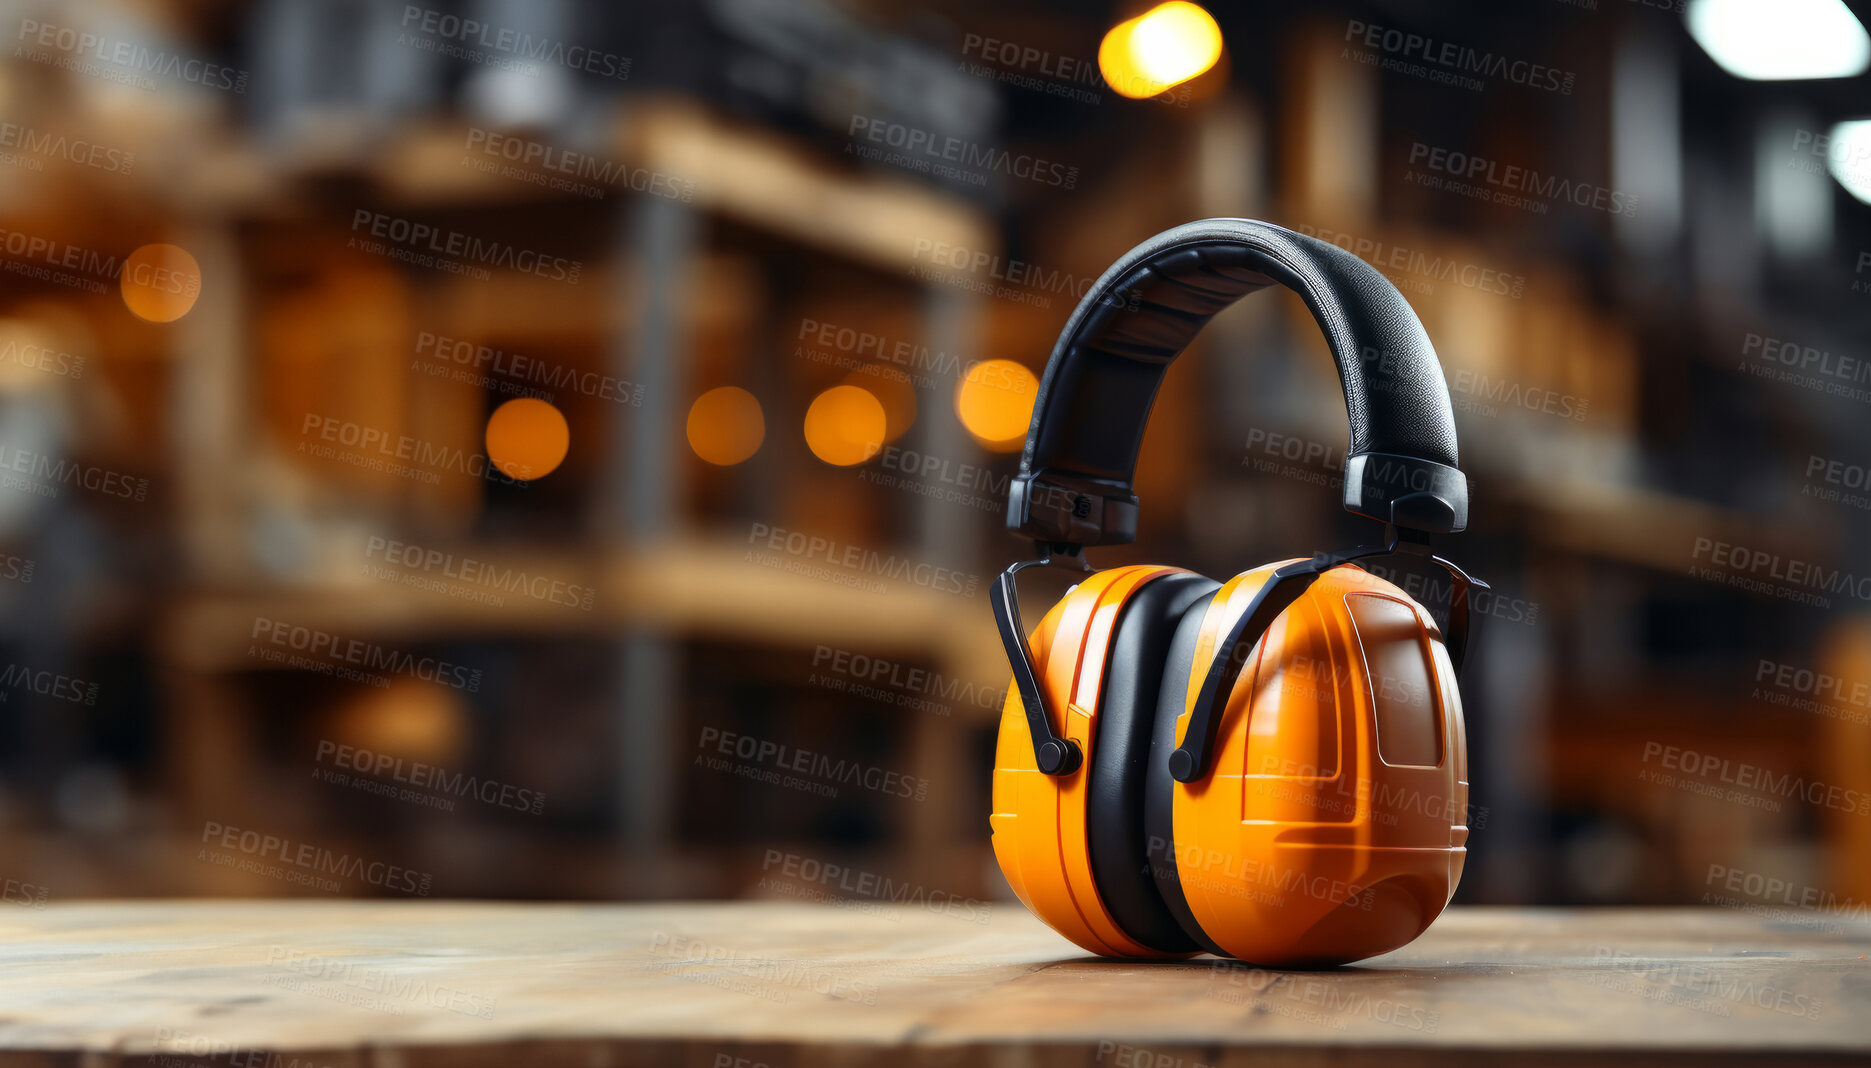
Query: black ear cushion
1086 571 1221 955
1144 587 1232 957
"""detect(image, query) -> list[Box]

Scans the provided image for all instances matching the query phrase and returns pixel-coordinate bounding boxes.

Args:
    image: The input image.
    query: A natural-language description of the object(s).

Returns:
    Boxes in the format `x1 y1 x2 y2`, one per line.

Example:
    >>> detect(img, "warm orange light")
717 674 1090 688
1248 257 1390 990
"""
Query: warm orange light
955 359 1038 452
842 364 917 443
120 244 202 323
1099 2 1223 99
330 677 469 767
804 384 886 466
687 386 766 466
484 397 569 481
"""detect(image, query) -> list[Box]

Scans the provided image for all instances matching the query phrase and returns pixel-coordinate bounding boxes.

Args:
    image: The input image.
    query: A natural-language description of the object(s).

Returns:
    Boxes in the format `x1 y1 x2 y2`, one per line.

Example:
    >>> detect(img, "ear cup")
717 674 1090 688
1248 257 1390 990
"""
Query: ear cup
1153 561 1469 967
1085 570 1221 955
990 564 1202 957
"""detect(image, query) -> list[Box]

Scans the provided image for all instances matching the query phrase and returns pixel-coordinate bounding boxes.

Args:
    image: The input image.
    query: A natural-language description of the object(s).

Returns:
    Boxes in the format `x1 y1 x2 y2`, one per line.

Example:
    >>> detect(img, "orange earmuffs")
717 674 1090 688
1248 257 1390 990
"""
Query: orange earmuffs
988 219 1483 966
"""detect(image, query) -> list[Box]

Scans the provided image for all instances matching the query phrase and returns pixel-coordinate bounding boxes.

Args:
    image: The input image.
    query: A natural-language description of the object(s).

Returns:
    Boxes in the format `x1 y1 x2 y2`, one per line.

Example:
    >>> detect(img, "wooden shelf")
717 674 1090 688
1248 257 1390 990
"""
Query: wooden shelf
160 536 1008 697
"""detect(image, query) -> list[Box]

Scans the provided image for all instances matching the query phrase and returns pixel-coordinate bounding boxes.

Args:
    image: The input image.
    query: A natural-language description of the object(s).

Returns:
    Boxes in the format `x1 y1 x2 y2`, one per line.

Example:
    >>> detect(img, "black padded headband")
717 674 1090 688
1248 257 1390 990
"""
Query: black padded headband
1007 218 1468 546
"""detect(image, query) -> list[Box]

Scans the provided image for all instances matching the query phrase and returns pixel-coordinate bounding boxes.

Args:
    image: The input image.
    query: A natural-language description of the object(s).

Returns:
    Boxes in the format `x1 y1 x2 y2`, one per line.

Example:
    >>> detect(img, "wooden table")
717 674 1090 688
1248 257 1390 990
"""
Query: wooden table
1 902 1865 1066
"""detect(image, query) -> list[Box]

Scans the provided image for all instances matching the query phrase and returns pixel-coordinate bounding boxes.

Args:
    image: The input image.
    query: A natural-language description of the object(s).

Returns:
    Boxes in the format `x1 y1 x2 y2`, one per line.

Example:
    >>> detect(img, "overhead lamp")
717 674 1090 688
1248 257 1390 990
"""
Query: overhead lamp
1099 2 1223 99
1685 0 1870 80
1825 119 1871 204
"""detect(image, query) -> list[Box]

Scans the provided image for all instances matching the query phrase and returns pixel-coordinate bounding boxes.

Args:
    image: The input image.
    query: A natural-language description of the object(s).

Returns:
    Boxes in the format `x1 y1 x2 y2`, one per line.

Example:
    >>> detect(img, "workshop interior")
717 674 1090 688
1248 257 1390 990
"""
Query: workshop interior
2 0 1870 945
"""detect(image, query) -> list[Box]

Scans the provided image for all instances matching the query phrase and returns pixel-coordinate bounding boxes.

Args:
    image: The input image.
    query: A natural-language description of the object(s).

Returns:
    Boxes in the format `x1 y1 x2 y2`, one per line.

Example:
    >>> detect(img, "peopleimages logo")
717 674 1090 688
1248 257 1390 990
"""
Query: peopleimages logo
795 318 977 386
398 5 630 80
955 31 1191 107
1737 331 1871 405
909 238 1138 311
0 227 122 284
1145 835 1377 911
199 821 433 895
301 412 527 485
265 948 497 1019
1755 659 1871 714
847 115 1078 190
1407 143 1637 216
1804 453 1871 512
961 33 1099 86
0 444 147 501
16 18 249 93
315 741 544 815
648 931 880 1006
874 444 1004 495
745 522 981 597
1641 741 1871 816
810 644 1006 715
364 535 597 611
250 616 482 692
461 128 691 202
1690 536 1871 608
1344 19 1575 95
0 335 83 379
0 122 134 175
1294 224 1526 299
350 210 581 284
759 849 992 924
151 1028 337 1068
1452 369 1588 421
1706 863 1869 920
1791 128 1871 185
958 32 1104 104
1586 945 1822 1020
0 662 97 705
414 331 643 406
696 726 930 802
1741 332 1871 386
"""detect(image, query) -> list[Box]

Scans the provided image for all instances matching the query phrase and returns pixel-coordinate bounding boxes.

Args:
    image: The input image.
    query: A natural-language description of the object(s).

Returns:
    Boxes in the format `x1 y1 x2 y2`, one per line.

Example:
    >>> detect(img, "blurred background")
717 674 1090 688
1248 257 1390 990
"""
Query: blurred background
1 0 1868 914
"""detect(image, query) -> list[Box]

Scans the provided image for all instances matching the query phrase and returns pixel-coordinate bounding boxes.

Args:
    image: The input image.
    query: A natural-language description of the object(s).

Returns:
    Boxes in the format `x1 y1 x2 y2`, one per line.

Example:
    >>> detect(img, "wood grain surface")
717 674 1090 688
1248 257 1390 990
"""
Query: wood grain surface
0 902 1865 1067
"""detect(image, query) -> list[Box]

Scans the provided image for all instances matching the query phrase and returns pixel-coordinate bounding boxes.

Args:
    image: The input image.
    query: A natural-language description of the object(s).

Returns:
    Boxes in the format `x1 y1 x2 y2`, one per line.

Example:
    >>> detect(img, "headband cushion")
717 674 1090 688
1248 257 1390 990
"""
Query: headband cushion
1008 218 1467 546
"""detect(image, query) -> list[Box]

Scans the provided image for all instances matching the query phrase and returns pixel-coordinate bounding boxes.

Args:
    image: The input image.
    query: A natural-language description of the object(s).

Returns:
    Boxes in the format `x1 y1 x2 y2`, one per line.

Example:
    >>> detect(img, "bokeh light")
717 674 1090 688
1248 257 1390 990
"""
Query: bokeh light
120 244 202 323
1099 2 1224 99
1686 0 1869 81
484 397 570 481
686 386 766 465
841 364 917 443
955 359 1039 452
804 384 887 466
329 677 469 768
1826 119 1871 203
